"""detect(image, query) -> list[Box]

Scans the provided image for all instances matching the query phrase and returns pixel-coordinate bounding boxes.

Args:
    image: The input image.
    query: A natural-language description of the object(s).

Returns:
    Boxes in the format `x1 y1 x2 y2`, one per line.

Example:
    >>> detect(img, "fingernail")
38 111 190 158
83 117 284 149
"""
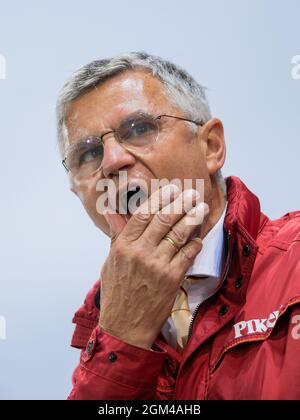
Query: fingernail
198 202 209 214
185 202 209 226
188 202 208 215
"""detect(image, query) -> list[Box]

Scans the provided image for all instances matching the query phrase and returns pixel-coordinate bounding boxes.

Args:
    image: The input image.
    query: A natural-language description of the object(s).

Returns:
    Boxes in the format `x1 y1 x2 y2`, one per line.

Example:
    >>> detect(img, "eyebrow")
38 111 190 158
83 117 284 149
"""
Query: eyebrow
117 109 153 124
124 109 152 117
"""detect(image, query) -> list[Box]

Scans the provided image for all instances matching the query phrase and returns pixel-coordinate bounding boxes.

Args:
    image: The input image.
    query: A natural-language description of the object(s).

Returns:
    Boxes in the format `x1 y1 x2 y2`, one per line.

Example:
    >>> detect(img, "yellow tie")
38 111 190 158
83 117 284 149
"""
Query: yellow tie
171 276 207 353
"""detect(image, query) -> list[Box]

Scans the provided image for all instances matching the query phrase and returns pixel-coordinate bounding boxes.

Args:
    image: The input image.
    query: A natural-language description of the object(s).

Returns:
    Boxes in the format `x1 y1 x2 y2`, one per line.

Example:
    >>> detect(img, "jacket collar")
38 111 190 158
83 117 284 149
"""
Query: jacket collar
224 176 264 240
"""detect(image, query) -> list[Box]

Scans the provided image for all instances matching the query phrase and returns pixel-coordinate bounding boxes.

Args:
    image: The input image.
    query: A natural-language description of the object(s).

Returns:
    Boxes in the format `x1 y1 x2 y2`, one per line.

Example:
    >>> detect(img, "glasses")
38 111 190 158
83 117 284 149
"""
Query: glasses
62 112 204 179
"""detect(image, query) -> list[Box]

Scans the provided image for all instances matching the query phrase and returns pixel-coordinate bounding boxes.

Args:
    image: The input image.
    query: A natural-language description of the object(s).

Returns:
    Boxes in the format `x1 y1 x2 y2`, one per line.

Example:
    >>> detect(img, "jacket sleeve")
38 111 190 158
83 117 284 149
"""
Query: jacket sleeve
68 326 166 400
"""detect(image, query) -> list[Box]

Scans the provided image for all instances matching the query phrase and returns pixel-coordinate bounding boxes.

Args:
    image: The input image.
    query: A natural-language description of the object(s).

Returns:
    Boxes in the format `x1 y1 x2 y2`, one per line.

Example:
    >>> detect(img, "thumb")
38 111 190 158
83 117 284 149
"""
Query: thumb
104 211 127 243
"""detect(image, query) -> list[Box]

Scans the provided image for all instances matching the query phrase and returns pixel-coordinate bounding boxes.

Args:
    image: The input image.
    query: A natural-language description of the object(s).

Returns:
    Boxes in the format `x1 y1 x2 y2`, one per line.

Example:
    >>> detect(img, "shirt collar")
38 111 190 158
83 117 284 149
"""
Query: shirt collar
185 202 227 278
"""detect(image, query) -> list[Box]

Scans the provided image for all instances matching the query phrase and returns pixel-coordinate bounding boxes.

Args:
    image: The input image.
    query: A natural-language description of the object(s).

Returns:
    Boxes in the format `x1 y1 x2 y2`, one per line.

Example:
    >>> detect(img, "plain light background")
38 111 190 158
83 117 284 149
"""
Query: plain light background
0 0 299 399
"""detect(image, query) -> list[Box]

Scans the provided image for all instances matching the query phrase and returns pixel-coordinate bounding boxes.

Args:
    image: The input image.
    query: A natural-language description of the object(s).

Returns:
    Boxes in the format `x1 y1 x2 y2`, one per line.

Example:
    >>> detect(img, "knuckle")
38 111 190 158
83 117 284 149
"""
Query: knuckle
180 248 194 261
134 243 147 258
132 211 152 223
140 235 156 249
170 226 187 246
147 259 160 274
180 239 202 262
156 211 173 227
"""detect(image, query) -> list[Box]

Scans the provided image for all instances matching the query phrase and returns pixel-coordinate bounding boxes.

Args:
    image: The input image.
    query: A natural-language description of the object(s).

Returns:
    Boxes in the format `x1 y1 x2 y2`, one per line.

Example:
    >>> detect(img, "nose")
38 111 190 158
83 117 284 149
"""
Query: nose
101 136 136 178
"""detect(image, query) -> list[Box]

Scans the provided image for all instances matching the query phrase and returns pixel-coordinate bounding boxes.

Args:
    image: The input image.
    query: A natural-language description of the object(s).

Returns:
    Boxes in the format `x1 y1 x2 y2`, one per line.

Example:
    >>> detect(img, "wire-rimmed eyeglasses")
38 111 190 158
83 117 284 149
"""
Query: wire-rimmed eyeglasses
62 112 204 179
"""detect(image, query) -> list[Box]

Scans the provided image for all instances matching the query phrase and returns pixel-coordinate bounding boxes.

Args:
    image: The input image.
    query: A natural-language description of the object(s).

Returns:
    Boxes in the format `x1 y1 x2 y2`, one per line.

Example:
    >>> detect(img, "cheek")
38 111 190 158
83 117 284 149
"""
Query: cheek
152 148 201 180
140 139 209 197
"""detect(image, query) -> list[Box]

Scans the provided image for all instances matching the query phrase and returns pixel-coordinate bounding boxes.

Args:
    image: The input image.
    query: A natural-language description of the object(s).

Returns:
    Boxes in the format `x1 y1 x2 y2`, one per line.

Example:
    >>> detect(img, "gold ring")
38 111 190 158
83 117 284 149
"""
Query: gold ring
163 235 180 252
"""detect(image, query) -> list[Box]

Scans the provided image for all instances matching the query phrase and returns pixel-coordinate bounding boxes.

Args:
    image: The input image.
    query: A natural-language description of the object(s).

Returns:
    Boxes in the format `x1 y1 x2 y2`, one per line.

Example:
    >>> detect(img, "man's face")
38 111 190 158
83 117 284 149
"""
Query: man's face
64 70 219 237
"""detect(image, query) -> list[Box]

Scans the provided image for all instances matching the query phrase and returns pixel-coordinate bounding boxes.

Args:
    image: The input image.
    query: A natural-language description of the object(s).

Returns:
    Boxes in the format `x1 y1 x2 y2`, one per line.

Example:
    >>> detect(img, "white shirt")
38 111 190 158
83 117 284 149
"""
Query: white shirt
161 203 227 349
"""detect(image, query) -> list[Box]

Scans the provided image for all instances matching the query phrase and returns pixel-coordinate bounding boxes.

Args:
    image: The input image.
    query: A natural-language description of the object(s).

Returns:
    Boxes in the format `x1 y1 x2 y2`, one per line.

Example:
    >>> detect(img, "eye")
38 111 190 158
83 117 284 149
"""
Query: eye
130 120 155 137
78 144 103 166
119 117 157 141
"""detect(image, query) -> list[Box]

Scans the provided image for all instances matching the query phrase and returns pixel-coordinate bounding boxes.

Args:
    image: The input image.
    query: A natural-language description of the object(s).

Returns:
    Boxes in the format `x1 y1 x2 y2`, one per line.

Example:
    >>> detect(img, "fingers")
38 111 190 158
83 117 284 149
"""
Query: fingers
120 184 180 242
103 211 127 244
172 237 204 273
140 189 201 246
157 202 209 260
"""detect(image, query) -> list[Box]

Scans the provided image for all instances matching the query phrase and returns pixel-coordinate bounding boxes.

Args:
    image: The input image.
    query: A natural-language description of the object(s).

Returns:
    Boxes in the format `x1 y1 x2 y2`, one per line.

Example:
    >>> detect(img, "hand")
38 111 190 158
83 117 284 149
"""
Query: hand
99 184 209 349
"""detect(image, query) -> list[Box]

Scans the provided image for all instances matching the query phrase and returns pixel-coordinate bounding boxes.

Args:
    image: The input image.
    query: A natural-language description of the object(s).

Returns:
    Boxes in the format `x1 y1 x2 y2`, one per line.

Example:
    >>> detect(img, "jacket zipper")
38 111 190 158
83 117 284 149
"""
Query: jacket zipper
187 229 233 339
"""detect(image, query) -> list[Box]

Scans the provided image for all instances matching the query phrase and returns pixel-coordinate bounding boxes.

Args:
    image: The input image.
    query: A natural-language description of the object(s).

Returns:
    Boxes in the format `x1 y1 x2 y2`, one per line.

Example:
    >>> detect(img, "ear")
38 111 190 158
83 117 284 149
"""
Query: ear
199 118 226 176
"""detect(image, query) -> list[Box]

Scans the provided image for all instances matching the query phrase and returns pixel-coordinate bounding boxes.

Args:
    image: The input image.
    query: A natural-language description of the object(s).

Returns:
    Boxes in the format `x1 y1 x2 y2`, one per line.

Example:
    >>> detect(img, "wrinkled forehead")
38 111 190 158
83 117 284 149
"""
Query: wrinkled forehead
63 70 174 147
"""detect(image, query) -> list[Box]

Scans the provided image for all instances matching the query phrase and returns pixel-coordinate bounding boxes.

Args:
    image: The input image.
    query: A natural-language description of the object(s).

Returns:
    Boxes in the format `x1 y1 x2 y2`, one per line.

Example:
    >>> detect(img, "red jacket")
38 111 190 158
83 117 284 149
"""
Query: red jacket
68 176 300 400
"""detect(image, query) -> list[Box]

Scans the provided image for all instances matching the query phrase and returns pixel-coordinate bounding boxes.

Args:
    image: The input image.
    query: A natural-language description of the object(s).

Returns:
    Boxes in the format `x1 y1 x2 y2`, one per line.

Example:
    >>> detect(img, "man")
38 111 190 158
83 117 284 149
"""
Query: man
57 52 300 400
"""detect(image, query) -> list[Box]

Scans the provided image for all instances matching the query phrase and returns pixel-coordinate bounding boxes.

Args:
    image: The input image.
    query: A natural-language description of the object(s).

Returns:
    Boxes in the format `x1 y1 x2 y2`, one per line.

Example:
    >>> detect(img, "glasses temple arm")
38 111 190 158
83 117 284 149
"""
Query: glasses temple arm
157 114 204 126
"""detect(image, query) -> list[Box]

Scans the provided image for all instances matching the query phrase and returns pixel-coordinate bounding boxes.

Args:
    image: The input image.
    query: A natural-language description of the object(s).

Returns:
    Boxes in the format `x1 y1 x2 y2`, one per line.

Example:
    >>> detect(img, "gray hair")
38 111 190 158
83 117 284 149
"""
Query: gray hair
56 51 212 155
56 51 226 195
